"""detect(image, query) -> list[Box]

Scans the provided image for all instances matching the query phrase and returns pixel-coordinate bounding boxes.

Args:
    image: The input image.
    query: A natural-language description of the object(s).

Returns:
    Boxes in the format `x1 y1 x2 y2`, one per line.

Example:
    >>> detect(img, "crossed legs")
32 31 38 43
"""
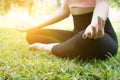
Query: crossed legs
27 29 118 59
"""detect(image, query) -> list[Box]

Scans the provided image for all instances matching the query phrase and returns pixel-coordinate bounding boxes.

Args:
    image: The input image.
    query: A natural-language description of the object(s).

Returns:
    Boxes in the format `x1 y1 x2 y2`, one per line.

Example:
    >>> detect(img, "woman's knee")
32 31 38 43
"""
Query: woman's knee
26 30 36 44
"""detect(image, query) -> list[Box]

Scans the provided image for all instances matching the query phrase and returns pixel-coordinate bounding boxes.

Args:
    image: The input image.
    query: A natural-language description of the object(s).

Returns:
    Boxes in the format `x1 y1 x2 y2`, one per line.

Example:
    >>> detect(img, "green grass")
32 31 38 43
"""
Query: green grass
0 21 120 80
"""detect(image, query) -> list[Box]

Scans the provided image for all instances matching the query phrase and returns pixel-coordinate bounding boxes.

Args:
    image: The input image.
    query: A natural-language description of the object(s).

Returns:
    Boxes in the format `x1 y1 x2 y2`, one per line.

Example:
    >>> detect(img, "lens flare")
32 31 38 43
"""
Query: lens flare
0 7 42 28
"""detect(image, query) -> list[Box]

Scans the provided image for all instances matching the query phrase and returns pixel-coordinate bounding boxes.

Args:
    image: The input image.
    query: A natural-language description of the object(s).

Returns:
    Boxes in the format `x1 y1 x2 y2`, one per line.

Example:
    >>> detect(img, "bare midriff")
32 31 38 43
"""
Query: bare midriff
70 7 94 15
68 0 95 15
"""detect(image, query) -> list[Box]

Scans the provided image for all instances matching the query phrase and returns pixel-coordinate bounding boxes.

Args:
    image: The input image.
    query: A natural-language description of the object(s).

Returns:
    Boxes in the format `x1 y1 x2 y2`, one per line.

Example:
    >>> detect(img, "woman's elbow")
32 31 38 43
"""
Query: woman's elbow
64 13 70 18
59 9 70 18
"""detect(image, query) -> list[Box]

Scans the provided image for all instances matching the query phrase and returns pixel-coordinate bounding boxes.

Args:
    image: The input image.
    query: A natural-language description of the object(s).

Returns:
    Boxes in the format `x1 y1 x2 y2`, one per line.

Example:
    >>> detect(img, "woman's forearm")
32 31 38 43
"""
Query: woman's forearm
36 10 70 29
91 0 109 25
34 0 70 29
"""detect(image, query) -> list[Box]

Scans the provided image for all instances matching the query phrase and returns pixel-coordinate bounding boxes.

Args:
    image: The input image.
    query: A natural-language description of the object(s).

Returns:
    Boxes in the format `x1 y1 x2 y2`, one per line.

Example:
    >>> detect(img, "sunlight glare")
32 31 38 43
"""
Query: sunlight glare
0 7 45 28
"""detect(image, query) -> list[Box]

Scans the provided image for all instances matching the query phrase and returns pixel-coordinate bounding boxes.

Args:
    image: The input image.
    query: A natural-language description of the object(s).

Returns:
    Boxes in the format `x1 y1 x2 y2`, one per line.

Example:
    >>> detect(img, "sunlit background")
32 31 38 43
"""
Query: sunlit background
0 0 120 28
0 0 63 28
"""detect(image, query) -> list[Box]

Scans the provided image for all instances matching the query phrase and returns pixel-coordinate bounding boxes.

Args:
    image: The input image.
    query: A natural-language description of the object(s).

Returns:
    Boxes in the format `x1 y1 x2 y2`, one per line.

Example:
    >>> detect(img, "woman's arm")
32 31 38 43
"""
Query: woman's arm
91 0 109 25
82 0 109 39
18 0 70 31
36 0 70 29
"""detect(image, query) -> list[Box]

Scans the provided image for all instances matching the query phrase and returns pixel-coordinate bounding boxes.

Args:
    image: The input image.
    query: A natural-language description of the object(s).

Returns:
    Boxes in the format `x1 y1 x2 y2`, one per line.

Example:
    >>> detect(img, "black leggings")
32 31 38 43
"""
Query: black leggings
26 13 118 59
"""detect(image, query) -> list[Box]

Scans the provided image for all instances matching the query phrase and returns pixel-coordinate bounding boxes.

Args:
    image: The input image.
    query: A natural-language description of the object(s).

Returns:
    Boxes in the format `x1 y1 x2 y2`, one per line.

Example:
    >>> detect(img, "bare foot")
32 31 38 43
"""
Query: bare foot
28 43 60 52
29 43 44 51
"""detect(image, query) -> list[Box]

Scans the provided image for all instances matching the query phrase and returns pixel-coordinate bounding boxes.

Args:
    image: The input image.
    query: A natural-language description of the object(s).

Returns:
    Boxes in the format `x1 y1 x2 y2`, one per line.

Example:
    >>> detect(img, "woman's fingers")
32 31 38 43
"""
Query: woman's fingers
82 33 87 39
97 16 105 38
92 26 98 39
87 32 92 39
82 16 105 39
82 32 92 39
82 26 95 39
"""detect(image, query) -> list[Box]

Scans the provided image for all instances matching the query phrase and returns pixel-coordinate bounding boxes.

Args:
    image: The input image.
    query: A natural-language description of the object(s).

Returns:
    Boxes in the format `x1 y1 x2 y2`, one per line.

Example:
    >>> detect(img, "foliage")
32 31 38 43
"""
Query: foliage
0 0 61 15
110 0 120 8
0 21 120 79
0 0 120 15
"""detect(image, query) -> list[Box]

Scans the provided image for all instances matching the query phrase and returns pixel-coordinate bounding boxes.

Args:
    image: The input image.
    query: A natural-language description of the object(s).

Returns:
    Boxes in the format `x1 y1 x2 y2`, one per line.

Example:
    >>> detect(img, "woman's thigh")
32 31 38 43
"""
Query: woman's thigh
26 29 75 44
52 30 118 59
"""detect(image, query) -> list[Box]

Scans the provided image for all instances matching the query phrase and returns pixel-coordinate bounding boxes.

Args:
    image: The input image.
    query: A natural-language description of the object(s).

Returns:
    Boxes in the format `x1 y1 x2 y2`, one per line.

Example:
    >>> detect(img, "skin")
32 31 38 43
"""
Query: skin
17 0 109 52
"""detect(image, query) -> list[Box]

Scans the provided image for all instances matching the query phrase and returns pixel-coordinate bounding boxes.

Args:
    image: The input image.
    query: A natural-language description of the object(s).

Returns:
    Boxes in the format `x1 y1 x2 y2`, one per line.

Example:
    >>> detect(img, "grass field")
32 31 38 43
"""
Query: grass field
0 20 120 80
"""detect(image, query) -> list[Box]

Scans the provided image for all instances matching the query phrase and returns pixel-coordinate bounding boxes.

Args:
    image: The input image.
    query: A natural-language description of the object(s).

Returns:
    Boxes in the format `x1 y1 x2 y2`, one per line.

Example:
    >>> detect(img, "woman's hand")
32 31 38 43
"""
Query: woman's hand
82 16 105 39
16 22 36 32
16 26 29 32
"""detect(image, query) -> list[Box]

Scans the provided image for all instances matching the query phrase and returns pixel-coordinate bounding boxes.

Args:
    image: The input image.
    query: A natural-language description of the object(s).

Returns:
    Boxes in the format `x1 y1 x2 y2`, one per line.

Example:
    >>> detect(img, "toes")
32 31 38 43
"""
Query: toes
28 45 37 51
28 43 41 51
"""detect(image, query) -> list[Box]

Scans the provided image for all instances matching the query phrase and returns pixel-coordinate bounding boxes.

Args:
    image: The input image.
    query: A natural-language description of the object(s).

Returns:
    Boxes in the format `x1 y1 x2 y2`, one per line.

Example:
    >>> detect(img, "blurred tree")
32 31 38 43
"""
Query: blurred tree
0 0 11 14
1 0 119 15
0 0 62 15
110 0 120 8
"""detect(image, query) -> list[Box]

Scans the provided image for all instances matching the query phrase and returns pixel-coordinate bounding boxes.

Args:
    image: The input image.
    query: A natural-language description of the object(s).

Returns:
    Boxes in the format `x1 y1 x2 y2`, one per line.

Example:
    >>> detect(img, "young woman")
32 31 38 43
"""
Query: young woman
18 0 118 59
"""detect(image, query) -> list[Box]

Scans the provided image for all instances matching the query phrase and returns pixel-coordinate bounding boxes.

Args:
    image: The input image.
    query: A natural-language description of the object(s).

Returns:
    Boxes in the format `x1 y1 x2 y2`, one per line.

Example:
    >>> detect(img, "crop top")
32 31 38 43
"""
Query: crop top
68 0 96 8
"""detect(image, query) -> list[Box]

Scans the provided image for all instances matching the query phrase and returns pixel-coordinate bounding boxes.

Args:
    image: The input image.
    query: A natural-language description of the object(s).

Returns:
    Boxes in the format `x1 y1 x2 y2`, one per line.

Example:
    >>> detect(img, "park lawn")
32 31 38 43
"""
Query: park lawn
0 21 120 80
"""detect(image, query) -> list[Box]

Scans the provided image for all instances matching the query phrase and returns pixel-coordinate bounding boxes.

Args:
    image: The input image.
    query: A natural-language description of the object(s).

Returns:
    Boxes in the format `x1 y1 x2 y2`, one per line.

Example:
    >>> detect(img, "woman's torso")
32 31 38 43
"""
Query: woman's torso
67 0 96 15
